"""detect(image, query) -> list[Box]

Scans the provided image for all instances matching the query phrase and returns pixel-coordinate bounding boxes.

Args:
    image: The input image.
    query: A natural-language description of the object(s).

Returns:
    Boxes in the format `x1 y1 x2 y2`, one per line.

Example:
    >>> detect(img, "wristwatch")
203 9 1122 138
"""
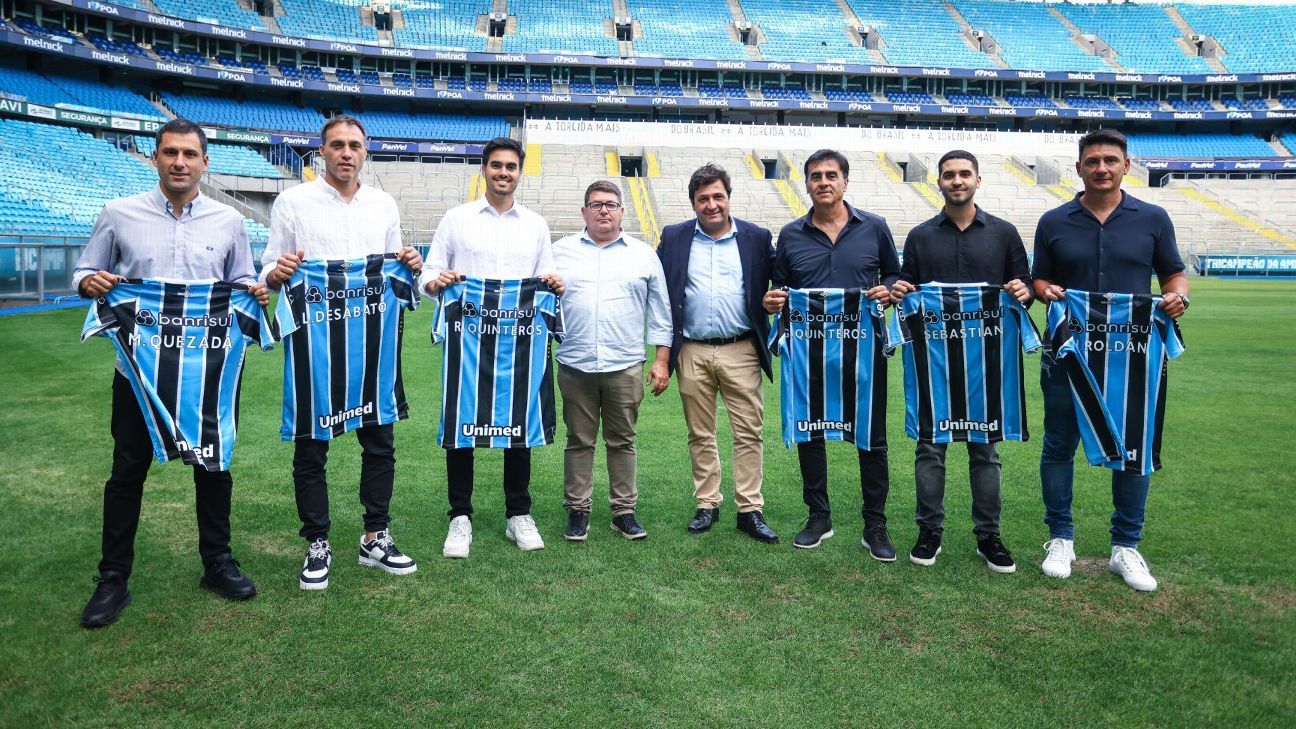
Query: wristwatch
1176 293 1190 310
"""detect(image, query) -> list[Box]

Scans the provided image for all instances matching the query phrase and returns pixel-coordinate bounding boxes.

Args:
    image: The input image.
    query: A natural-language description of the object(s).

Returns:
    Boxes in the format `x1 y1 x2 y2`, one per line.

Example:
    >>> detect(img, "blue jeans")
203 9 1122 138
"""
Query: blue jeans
1039 353 1151 548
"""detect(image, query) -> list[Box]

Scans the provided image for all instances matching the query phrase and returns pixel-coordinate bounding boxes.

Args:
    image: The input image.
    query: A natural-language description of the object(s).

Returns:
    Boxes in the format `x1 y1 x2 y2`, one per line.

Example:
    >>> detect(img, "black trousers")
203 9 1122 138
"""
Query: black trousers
293 424 394 540
796 441 890 526
99 372 233 579
446 447 532 519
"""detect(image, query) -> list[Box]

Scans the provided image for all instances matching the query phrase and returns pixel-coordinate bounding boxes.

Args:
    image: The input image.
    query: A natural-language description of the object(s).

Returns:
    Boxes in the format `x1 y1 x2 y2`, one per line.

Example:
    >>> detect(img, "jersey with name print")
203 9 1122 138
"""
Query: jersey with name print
81 279 274 471
887 284 1041 444
1047 291 1184 476
433 277 563 449
767 288 889 450
275 254 419 440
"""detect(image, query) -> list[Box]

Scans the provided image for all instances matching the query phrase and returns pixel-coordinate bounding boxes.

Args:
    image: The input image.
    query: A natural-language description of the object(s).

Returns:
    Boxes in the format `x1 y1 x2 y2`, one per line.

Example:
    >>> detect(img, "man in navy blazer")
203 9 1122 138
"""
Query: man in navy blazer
657 164 779 543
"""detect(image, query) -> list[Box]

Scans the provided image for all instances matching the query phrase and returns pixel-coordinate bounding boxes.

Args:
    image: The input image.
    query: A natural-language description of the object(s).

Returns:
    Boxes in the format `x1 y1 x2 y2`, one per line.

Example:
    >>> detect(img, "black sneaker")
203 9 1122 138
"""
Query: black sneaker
909 527 942 566
359 530 418 575
199 556 257 600
80 573 131 629
976 535 1017 574
299 538 331 591
793 512 834 549
861 525 897 562
564 511 590 541
611 513 647 540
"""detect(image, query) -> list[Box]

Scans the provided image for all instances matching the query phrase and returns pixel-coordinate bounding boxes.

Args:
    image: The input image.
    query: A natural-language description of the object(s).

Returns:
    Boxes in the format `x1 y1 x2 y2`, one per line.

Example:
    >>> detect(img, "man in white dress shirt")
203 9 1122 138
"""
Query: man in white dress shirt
551 180 672 542
421 137 564 558
261 115 424 590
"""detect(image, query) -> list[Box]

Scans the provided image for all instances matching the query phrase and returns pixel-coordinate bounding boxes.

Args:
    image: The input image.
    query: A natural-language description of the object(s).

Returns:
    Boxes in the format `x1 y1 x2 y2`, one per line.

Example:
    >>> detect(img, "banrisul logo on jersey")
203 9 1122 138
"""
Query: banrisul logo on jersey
921 305 1002 341
454 300 539 336
787 305 865 339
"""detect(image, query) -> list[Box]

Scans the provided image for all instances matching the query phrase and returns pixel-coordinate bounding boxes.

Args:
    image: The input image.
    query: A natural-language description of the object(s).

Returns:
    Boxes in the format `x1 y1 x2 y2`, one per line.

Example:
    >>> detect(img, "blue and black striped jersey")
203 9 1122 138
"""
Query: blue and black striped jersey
888 284 1041 444
433 277 563 449
274 254 419 441
81 279 274 471
767 288 890 450
1047 291 1184 476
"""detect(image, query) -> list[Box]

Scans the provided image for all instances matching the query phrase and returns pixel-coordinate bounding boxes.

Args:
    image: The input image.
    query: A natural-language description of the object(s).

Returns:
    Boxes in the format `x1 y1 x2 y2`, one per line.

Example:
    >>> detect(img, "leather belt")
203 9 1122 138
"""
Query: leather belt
686 331 752 346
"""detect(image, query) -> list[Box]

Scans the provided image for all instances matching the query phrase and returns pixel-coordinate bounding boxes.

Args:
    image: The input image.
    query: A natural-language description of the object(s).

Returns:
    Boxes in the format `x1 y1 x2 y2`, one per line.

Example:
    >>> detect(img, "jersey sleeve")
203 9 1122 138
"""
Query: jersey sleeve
885 294 916 354
385 257 421 312
1003 293 1042 354
274 269 307 341
544 290 564 344
767 287 789 356
81 292 124 342
235 289 277 351
1155 306 1187 361
1045 299 1073 358
872 297 895 357
431 282 459 345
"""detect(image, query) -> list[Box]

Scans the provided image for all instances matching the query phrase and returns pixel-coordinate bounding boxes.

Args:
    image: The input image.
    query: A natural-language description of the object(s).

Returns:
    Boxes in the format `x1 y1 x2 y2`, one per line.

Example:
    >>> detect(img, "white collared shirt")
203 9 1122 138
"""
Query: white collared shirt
260 177 401 280
552 229 672 373
419 196 554 291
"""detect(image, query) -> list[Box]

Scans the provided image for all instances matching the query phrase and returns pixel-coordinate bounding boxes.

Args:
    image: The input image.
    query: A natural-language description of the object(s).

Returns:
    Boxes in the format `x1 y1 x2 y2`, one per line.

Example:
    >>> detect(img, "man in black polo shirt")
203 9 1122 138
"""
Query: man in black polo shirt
763 148 901 559
890 149 1032 573
1032 128 1189 592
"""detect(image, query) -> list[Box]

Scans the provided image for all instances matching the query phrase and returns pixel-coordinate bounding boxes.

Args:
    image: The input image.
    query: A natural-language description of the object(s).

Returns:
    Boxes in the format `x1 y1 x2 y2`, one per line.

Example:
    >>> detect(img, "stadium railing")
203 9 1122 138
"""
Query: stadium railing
0 237 87 301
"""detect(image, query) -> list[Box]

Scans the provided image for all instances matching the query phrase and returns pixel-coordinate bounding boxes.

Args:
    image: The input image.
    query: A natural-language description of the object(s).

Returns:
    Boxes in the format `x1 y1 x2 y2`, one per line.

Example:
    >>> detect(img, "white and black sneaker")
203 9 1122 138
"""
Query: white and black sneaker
299 538 331 591
359 530 418 575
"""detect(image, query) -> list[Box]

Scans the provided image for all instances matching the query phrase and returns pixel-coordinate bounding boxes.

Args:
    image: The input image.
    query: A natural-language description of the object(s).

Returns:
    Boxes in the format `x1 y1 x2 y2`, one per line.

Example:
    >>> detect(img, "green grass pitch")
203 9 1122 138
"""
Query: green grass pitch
0 278 1291 726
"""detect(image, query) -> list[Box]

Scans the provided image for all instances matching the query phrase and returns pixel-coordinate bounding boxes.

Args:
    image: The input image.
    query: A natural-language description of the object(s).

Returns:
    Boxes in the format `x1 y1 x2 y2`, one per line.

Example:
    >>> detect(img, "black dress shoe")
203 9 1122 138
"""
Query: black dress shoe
687 507 719 533
199 556 257 601
81 573 131 629
737 510 779 543
862 525 897 562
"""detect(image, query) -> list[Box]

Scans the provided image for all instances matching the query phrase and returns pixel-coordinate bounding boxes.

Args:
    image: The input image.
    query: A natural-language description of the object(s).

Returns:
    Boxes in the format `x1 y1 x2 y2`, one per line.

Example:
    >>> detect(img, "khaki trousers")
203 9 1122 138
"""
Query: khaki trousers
677 339 765 512
559 362 645 515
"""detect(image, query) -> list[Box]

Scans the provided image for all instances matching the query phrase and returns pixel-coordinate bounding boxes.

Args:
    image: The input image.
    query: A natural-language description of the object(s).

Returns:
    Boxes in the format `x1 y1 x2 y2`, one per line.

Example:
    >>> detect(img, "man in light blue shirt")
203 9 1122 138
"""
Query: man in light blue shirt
553 180 672 541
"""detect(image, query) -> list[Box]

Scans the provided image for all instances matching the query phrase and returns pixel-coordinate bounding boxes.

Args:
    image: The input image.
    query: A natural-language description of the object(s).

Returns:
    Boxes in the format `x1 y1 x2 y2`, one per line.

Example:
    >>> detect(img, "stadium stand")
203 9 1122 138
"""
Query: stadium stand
0 63 160 120
501 0 618 56
394 0 488 51
1167 97 1214 111
1222 97 1269 111
824 88 874 102
846 0 986 68
277 0 377 42
627 0 748 61
1127 133 1278 159
1005 94 1057 109
86 33 151 59
1118 97 1166 111
346 109 509 141
698 81 748 99
0 118 157 237
149 0 267 31
945 93 997 107
741 0 872 63
1063 96 1122 111
1177 3 1296 74
156 48 209 66
886 91 937 105
134 136 285 179
1059 3 1212 74
1281 132 1296 156
762 84 813 101
160 94 326 134
954 0 1109 72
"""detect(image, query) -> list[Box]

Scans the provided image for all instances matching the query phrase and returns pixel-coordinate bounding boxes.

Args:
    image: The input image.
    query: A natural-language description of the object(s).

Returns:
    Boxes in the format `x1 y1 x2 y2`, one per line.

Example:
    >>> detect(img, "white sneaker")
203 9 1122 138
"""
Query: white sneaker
1041 538 1075 579
443 515 472 559
1110 545 1158 592
505 514 545 551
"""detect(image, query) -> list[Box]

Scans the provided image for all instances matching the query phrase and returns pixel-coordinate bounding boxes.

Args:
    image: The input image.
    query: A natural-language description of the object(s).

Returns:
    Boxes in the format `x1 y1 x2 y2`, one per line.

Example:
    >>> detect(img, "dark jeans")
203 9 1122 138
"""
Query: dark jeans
914 441 1002 538
99 372 233 579
1040 352 1151 547
796 441 889 526
293 424 395 540
446 447 532 519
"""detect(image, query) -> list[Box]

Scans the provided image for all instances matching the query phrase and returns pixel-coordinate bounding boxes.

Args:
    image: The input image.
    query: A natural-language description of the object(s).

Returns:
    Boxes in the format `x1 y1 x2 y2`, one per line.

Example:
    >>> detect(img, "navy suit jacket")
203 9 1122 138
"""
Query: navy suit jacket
656 217 775 380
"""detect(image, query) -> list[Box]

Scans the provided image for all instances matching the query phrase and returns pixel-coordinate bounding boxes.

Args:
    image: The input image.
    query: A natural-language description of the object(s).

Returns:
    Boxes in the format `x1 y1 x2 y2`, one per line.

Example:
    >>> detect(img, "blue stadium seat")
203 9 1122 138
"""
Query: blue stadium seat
954 0 1108 72
945 93 995 106
825 89 874 102
501 0 619 55
150 0 267 31
1128 132 1277 159
849 0 988 68
1063 96 1122 111
345 110 509 141
742 0 872 63
161 93 326 134
394 0 487 51
0 62 160 119
886 91 936 105
1178 4 1296 73
277 0 376 42
1005 94 1056 109
1060 4 1212 74
629 0 748 61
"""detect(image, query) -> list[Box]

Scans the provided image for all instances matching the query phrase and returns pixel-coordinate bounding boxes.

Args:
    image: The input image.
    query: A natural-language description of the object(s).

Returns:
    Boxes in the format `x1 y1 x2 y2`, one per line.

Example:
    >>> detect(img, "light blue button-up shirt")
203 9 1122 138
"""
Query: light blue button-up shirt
683 220 749 340
553 229 672 373
73 187 256 290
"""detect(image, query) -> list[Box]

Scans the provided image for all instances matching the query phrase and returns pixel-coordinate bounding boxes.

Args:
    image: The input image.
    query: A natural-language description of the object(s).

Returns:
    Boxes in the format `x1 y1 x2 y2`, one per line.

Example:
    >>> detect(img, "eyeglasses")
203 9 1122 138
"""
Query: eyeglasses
584 201 623 212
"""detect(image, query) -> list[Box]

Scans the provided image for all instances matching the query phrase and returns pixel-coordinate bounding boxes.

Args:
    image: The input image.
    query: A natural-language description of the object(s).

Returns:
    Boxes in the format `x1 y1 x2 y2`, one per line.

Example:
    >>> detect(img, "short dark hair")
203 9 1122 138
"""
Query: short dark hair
687 163 731 201
938 149 979 175
483 137 525 166
804 149 849 179
1078 128 1128 159
321 114 367 143
155 118 207 155
584 180 622 204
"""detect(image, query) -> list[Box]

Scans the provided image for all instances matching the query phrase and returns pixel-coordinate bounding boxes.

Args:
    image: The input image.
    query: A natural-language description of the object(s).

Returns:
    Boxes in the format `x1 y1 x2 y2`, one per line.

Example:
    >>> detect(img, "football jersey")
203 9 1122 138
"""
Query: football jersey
81 279 274 471
274 254 419 441
767 288 889 450
1047 291 1184 476
433 277 563 448
887 284 1041 444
